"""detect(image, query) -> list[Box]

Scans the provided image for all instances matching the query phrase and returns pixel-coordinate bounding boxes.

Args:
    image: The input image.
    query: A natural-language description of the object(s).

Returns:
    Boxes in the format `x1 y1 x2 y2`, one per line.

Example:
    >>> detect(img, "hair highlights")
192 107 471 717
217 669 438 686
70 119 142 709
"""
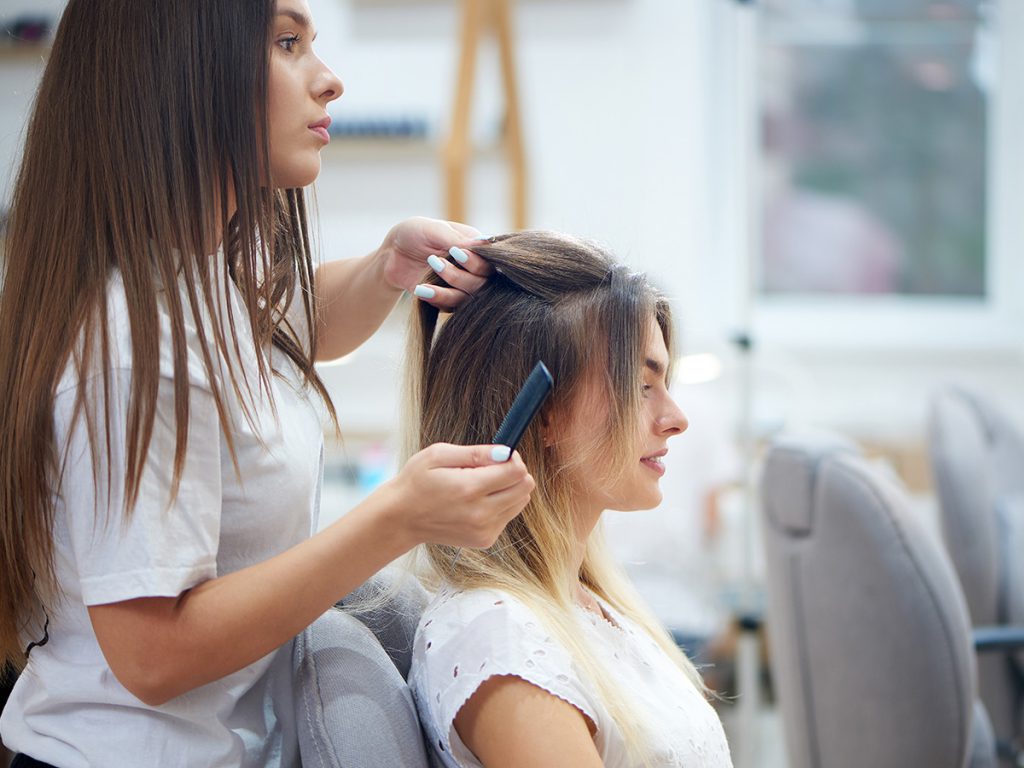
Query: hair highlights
406 231 702 765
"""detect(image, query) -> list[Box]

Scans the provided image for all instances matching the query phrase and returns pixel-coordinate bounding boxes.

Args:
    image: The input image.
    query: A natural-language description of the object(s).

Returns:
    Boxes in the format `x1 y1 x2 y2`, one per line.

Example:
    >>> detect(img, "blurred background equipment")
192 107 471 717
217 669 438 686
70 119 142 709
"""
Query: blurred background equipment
929 387 1024 763
760 429 1022 768
445 0 528 229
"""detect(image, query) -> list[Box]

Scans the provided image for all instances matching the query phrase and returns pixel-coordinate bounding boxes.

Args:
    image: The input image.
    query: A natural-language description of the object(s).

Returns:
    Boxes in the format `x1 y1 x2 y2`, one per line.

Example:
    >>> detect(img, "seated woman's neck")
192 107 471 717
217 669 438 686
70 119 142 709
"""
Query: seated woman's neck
570 503 604 589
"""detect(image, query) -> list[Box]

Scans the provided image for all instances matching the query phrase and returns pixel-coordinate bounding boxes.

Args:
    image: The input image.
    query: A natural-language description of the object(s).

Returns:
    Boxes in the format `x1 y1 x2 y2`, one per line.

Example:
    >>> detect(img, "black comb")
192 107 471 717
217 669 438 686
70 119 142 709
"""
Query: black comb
450 361 554 568
492 361 554 456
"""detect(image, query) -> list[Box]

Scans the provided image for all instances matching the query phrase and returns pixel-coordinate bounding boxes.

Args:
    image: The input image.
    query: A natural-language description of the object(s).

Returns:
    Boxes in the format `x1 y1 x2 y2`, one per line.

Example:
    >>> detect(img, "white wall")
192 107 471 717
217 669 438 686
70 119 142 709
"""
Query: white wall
0 0 65 202
308 0 715 439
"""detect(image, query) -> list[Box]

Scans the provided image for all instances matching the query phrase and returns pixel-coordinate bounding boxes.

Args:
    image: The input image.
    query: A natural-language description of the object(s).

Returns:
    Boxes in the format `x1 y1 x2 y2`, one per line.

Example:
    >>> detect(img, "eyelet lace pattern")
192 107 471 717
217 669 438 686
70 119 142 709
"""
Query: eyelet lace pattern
409 585 734 767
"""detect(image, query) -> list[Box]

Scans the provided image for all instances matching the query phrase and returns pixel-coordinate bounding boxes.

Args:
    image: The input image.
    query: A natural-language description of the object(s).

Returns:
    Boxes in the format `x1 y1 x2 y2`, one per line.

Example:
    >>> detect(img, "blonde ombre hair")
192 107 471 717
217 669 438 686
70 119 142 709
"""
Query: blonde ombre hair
406 231 707 765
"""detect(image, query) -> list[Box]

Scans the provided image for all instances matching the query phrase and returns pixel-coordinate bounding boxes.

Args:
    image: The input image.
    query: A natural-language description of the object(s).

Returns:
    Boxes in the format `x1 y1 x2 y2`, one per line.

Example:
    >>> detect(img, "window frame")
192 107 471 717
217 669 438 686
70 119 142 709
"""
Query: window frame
705 0 1023 353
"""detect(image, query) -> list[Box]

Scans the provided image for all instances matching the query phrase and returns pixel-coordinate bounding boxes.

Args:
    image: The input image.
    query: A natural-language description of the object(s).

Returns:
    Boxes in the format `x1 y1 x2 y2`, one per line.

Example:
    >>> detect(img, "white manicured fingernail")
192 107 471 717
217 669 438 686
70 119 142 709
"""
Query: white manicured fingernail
413 284 436 299
491 445 512 462
449 246 469 264
426 254 447 273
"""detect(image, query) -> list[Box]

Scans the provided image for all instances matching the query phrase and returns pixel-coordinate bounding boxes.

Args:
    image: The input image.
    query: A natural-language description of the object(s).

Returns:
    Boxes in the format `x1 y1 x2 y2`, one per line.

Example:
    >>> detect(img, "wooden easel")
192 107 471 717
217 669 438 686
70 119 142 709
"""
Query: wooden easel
443 0 528 230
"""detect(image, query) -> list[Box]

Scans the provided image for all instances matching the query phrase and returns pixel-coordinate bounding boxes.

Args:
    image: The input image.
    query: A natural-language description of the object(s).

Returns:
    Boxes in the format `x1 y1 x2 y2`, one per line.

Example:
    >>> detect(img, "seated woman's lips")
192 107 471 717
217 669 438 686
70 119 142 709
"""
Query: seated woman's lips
640 452 666 476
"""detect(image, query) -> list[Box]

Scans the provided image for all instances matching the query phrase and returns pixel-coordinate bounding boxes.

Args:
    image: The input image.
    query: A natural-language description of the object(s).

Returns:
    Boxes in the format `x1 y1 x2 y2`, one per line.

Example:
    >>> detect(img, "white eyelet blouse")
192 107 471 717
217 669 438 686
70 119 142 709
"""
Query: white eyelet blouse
408 584 734 767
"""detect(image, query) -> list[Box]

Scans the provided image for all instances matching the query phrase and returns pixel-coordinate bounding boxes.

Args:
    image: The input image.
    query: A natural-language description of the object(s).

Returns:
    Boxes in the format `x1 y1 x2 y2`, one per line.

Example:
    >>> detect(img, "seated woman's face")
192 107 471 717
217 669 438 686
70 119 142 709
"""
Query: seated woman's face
551 318 688 515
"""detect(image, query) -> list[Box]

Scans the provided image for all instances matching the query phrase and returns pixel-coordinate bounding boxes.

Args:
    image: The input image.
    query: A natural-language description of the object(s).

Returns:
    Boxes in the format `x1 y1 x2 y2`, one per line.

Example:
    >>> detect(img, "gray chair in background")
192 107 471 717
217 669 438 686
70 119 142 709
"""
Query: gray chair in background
293 574 441 768
929 386 1024 763
760 431 1013 768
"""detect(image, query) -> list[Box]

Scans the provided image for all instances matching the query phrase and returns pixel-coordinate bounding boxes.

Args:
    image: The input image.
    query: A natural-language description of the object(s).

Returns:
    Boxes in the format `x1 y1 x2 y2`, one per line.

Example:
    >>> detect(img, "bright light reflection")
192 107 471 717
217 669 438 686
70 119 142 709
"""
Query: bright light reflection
674 353 723 385
315 353 356 369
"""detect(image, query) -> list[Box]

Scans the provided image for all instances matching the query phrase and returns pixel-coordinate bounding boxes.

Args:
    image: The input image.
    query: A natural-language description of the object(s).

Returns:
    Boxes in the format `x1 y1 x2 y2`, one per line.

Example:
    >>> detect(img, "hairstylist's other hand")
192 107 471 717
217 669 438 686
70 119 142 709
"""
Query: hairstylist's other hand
377 216 494 311
386 443 534 549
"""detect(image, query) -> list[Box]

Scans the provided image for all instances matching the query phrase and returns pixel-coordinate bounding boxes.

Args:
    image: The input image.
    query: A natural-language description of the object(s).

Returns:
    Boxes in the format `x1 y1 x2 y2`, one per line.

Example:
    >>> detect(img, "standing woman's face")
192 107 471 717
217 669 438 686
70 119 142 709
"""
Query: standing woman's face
267 0 343 189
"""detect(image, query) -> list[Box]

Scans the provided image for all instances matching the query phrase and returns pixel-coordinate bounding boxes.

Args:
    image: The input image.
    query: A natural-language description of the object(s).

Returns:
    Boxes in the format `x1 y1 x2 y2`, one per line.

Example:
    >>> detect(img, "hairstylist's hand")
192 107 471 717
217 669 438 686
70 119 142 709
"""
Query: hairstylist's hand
377 216 494 311
386 443 534 549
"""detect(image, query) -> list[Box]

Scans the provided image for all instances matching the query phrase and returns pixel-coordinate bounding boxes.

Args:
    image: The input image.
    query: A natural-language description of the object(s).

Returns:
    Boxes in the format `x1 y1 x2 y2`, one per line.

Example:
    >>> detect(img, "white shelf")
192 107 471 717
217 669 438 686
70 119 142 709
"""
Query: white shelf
0 45 50 64
323 137 436 160
322 136 502 162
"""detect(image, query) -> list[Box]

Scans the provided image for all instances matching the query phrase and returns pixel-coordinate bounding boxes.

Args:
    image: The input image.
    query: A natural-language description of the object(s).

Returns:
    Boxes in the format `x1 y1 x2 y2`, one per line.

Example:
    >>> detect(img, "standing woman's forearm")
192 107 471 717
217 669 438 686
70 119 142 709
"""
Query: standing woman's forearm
88 444 534 707
88 485 413 707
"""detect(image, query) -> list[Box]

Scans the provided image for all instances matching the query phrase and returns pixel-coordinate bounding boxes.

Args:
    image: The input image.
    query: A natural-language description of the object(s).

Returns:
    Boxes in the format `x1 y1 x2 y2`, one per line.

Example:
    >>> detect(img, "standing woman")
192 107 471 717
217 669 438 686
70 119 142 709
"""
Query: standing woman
0 1 534 766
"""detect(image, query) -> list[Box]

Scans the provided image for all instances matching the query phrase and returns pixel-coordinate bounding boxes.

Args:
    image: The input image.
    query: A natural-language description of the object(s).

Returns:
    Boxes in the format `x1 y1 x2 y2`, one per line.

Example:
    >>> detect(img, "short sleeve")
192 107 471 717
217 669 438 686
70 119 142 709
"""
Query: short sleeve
55 367 222 606
414 590 601 766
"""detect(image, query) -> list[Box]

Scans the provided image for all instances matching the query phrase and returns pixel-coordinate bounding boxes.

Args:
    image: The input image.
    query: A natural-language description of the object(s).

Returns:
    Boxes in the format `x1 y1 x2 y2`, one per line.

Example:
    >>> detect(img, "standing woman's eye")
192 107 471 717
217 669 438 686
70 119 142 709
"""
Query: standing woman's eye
277 34 301 53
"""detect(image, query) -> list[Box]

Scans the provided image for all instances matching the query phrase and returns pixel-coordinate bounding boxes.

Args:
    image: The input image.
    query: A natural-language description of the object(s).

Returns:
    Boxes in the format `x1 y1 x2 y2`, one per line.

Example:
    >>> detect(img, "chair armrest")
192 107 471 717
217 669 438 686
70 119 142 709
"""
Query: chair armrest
972 626 1024 653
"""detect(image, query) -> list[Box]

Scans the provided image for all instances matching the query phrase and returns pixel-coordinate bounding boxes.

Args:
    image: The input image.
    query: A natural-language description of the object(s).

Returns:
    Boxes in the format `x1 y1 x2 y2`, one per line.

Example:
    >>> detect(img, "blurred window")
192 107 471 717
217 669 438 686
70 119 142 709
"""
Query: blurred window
758 0 990 297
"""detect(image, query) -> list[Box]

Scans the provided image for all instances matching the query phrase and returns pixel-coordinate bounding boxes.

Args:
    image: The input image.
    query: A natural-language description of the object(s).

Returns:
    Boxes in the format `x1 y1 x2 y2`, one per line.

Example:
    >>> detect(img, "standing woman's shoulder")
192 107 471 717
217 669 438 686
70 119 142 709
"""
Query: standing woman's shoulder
54 260 243 401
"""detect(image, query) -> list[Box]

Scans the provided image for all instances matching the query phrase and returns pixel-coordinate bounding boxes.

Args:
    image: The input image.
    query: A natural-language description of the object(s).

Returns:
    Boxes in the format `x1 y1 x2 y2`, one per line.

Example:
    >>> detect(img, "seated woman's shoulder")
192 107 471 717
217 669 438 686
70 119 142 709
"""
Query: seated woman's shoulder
414 584 564 664
418 585 535 633
412 587 585 713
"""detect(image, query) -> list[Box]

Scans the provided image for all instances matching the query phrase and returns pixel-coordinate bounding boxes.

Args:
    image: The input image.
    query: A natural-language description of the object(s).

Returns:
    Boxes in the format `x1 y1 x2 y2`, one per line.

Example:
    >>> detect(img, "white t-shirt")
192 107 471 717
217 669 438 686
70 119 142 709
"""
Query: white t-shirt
409 585 734 768
0 269 325 768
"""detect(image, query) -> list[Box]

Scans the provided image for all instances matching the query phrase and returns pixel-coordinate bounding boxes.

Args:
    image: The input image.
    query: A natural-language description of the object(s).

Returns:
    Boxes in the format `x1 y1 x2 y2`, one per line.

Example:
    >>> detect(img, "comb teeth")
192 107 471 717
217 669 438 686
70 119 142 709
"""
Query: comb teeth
492 361 554 451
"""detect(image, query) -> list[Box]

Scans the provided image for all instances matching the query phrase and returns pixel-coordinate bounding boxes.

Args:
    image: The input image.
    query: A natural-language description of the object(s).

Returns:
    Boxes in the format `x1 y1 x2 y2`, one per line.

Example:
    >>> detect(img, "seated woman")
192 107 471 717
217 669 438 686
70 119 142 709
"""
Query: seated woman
405 232 733 767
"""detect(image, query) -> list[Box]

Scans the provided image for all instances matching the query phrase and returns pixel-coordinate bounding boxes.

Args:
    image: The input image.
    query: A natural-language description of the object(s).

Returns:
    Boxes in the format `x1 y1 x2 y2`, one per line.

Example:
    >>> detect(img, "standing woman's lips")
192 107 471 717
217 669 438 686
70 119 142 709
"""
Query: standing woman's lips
309 116 331 143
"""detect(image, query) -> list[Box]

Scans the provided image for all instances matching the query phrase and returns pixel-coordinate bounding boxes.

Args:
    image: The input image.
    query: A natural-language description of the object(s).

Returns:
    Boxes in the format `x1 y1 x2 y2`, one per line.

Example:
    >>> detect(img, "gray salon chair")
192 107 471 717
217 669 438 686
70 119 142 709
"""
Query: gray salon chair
0 577 434 768
929 386 1024 763
293 574 441 768
760 431 1024 768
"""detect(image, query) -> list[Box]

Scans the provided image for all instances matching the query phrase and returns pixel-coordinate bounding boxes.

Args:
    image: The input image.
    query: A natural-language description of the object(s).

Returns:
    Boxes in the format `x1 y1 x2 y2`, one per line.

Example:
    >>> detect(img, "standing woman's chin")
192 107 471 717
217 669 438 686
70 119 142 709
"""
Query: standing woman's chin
271 158 322 190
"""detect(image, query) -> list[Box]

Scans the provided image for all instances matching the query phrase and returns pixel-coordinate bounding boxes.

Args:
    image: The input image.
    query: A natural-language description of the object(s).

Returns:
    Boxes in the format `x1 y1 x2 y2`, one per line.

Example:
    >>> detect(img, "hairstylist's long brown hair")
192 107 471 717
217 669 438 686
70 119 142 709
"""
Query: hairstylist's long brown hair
407 231 705 765
0 0 336 671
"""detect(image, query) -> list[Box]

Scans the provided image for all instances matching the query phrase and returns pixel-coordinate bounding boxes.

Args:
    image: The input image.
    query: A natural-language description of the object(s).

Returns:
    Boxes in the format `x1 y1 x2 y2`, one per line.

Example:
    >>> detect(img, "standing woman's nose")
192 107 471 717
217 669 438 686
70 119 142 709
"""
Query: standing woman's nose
314 58 343 104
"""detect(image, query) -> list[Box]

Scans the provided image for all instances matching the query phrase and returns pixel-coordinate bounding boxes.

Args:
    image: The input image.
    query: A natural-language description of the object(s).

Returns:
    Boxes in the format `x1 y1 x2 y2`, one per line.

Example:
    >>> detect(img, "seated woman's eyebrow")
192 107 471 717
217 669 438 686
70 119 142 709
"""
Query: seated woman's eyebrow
645 358 666 376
